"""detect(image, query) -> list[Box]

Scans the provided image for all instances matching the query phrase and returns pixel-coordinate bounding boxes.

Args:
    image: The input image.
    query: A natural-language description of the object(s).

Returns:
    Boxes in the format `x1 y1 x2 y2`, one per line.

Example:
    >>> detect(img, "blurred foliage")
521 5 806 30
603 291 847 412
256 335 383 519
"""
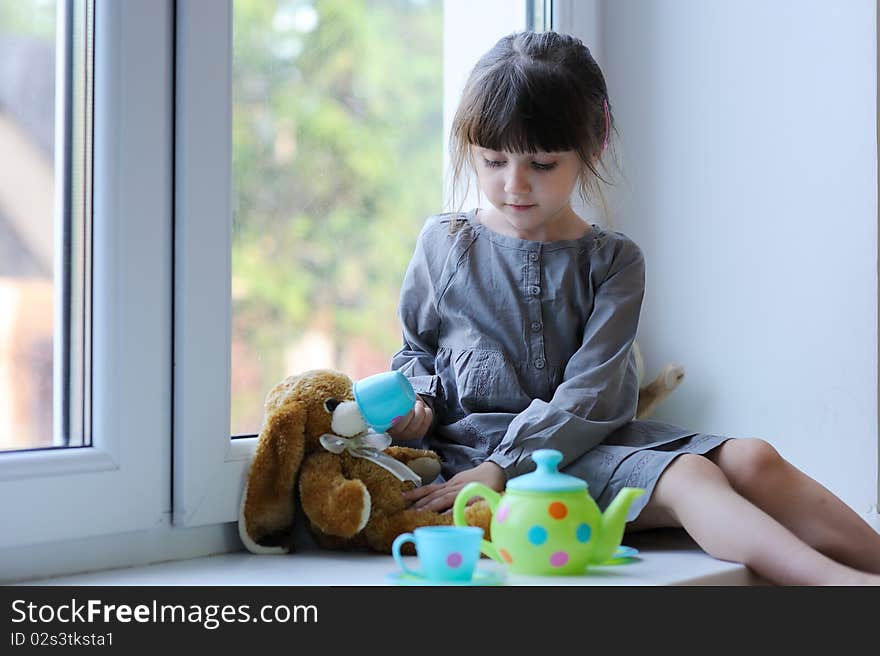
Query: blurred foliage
231 0 443 432
0 0 56 39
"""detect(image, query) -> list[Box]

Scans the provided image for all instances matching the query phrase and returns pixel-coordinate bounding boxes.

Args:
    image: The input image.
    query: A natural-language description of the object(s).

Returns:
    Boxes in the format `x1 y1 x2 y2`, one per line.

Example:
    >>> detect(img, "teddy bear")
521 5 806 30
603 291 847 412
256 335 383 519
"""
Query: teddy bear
238 368 492 555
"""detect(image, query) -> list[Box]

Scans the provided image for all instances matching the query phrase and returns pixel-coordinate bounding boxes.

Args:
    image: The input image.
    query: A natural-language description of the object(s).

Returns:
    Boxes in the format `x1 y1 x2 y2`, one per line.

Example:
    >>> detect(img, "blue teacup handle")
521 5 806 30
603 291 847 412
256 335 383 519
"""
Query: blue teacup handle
391 532 423 578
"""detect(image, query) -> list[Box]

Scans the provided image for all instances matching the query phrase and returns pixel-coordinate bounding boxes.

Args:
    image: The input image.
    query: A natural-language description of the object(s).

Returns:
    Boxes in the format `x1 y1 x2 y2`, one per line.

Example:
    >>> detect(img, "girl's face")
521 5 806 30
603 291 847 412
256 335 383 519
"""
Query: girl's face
471 146 583 241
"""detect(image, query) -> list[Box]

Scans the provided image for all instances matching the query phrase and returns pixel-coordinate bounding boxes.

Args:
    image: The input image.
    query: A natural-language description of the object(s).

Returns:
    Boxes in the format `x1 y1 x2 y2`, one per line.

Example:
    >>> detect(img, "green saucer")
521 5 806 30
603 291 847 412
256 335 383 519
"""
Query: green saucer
384 568 505 586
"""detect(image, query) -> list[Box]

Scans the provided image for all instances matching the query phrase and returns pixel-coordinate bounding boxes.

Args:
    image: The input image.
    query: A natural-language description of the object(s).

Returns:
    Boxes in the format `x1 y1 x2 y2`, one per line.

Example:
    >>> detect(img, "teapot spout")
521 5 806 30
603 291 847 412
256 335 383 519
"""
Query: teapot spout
589 487 645 565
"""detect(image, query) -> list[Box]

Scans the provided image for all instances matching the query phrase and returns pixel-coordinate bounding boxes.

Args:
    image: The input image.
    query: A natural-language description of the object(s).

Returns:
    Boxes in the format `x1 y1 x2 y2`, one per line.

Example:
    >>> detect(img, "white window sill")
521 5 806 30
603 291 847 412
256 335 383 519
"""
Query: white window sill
13 529 764 586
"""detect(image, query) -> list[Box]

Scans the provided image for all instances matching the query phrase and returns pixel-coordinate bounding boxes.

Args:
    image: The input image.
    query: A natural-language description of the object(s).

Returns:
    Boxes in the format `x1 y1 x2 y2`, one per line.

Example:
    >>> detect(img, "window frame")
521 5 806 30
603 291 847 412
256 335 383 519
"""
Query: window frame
173 0 532 528
0 0 172 552
172 0 250 528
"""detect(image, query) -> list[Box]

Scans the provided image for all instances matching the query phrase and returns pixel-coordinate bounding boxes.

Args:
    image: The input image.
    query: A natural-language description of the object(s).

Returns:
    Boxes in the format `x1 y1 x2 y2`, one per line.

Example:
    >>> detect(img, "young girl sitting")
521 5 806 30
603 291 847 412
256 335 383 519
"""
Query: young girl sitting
387 30 880 585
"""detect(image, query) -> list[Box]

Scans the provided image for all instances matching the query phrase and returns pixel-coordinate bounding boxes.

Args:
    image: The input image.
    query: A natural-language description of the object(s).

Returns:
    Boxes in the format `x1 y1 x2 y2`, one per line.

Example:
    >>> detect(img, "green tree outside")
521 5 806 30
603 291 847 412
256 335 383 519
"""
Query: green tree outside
231 0 443 433
0 0 55 40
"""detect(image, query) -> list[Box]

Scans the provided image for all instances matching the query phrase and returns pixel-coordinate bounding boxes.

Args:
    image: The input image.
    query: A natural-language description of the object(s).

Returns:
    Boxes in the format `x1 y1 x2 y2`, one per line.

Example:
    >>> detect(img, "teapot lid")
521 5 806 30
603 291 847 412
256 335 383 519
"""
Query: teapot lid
507 449 587 492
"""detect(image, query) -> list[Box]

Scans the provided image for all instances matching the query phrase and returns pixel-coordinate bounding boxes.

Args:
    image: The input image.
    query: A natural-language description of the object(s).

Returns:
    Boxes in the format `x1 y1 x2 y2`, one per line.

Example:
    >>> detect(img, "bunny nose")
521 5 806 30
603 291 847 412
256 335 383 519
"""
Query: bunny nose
331 400 368 437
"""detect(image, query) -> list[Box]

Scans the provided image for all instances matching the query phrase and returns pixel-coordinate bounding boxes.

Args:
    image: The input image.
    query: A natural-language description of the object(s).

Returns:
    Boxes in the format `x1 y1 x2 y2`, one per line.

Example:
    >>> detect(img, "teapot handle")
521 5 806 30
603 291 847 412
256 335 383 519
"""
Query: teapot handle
452 482 502 563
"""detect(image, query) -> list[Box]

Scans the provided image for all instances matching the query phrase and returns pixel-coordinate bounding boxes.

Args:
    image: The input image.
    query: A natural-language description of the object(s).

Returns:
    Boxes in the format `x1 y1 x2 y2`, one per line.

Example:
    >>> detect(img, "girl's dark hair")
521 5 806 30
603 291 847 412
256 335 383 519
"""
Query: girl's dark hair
448 31 618 222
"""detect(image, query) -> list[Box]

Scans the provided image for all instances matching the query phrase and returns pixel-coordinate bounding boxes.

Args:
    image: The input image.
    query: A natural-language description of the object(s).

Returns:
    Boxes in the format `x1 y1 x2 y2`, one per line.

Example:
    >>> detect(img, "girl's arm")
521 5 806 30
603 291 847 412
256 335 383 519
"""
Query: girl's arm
389 221 443 424
486 237 646 479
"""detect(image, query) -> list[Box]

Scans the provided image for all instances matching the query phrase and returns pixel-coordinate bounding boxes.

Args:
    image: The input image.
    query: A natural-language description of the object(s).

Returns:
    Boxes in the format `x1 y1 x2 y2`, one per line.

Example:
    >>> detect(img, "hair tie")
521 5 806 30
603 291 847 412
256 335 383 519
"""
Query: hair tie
602 98 611 152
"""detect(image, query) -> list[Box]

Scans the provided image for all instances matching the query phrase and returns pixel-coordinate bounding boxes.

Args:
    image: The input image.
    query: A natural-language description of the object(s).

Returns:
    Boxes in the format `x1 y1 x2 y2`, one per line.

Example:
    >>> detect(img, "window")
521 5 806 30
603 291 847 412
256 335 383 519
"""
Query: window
0 0 538 565
230 0 447 437
174 0 530 528
0 0 169 552
230 0 552 437
0 1 61 452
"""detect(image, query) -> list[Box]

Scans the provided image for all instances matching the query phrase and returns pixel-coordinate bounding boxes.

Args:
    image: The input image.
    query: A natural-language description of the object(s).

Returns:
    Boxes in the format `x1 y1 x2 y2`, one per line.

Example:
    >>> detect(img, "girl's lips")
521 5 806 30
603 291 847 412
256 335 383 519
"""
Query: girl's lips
508 204 536 210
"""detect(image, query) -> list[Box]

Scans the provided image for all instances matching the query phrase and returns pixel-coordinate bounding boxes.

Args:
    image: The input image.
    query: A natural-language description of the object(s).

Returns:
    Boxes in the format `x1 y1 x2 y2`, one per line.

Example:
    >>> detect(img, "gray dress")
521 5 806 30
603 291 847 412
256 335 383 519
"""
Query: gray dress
390 210 730 521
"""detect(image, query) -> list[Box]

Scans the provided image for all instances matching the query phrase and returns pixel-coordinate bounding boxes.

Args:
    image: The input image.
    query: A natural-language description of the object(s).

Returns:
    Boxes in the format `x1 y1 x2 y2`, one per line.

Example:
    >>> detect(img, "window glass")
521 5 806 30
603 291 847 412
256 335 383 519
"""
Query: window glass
0 1 57 451
0 0 92 452
231 0 444 435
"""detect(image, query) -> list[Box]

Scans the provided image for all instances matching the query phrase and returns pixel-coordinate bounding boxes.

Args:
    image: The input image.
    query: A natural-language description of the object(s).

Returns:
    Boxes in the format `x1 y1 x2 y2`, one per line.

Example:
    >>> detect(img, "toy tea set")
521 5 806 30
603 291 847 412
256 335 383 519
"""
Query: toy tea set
357 371 646 586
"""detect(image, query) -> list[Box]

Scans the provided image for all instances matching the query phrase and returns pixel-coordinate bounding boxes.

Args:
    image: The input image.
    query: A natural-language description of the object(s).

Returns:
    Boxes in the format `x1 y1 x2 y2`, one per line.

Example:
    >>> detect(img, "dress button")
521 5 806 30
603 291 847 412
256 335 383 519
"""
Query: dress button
529 251 539 262
534 358 546 369
531 321 542 332
530 285 541 296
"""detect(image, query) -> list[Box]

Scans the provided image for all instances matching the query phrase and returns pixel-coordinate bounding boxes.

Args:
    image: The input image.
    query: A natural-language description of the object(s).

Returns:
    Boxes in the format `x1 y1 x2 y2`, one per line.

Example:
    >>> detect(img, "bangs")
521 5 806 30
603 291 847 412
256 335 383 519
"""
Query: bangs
461 63 589 154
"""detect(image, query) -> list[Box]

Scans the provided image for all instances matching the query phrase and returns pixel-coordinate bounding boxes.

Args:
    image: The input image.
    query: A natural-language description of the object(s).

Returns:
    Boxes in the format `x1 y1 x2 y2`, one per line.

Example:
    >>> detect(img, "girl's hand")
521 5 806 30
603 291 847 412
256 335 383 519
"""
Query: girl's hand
402 461 505 513
386 395 433 442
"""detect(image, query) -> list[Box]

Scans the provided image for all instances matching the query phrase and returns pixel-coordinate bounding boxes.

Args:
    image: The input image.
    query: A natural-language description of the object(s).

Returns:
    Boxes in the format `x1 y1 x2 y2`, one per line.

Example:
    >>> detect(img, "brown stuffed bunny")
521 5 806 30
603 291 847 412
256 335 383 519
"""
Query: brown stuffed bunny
238 369 491 554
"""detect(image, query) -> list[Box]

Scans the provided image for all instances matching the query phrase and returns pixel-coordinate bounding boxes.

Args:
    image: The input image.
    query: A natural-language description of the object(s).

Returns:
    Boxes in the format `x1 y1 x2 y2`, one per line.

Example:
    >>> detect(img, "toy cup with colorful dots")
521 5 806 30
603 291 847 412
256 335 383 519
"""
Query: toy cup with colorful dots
391 526 484 582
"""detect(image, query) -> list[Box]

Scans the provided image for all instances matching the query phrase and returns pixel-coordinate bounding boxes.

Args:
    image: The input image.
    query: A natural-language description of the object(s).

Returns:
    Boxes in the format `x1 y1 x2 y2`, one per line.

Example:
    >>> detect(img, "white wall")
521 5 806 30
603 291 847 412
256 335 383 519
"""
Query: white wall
575 0 877 514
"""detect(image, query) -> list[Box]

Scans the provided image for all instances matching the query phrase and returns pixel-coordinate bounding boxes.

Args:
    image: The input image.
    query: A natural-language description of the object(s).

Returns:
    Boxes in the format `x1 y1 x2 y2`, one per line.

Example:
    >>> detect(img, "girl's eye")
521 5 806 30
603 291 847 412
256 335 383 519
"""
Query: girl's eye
481 157 556 170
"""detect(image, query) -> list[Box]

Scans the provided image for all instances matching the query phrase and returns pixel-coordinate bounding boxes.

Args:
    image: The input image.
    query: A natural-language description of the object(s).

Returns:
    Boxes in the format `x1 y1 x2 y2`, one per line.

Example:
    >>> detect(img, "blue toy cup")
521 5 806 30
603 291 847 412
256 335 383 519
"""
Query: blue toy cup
353 370 417 433
391 526 484 582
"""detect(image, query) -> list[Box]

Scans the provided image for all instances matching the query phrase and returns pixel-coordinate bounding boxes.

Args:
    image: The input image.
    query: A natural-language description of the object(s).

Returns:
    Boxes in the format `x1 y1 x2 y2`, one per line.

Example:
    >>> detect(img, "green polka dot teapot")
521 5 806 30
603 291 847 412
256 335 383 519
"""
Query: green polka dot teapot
452 449 644 575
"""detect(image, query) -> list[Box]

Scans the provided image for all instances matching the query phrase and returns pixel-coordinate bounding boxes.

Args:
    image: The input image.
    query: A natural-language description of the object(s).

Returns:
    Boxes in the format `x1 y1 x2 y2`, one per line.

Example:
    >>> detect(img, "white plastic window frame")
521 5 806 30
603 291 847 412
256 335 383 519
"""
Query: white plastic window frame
0 0 172 551
552 1 601 57
172 0 243 528
172 0 530 528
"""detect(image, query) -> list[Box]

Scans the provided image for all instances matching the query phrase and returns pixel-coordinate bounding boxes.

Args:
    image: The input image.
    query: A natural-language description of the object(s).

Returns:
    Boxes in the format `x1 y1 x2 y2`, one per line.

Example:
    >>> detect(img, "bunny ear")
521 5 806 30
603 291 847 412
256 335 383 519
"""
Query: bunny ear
238 403 306 554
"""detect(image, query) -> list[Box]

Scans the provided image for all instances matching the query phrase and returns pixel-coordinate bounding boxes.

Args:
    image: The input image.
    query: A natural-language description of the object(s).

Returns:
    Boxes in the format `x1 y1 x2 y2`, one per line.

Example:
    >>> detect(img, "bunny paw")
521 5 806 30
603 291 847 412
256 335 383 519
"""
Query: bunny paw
662 364 685 390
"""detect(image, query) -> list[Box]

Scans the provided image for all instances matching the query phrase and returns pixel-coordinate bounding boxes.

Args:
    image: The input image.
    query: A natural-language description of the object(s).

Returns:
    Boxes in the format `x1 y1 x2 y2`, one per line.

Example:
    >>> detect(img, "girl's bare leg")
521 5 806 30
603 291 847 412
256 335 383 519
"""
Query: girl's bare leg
706 439 880 574
626 453 880 585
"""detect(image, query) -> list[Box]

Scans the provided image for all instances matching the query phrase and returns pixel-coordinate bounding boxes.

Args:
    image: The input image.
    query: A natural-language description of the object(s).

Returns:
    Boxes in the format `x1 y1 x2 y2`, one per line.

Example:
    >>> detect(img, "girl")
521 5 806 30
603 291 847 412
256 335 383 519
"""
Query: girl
388 31 880 585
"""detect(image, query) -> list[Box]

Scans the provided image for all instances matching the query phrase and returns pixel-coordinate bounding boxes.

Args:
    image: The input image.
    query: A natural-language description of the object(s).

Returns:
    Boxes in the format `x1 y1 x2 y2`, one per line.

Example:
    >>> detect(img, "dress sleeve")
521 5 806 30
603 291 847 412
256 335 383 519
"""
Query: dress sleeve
486 237 645 479
390 224 442 403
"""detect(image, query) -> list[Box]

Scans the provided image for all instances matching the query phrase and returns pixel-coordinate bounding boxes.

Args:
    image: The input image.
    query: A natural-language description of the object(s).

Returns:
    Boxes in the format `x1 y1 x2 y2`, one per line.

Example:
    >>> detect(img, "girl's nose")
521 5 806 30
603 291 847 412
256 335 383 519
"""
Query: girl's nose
504 166 531 195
